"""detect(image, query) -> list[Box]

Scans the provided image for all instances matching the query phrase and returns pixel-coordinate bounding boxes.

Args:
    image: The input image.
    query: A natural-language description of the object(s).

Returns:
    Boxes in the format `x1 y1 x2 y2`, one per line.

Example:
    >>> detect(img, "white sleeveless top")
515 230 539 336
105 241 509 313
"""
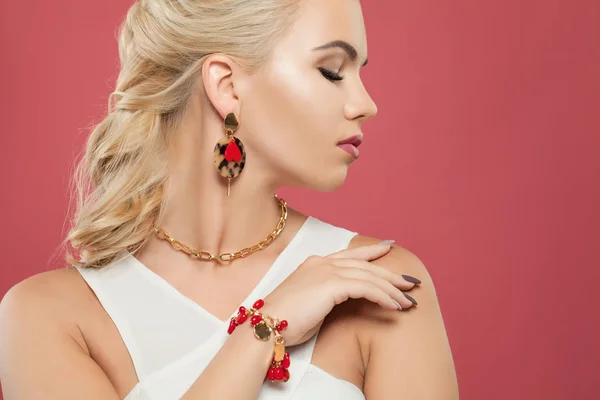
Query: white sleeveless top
76 216 365 400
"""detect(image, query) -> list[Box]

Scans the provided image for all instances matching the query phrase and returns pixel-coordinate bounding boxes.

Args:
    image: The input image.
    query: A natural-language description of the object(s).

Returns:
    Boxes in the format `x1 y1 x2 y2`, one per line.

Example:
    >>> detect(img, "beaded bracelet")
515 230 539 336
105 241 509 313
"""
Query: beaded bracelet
227 298 291 382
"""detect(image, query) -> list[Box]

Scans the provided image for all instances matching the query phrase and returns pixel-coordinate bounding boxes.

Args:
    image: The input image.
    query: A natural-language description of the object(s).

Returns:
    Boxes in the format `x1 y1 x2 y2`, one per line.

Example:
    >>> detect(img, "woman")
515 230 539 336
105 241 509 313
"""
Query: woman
0 0 458 398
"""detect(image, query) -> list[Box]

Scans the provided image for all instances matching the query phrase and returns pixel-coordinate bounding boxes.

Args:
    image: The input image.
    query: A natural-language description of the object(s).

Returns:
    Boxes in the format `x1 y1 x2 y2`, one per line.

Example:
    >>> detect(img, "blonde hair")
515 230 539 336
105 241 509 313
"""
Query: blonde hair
58 0 300 269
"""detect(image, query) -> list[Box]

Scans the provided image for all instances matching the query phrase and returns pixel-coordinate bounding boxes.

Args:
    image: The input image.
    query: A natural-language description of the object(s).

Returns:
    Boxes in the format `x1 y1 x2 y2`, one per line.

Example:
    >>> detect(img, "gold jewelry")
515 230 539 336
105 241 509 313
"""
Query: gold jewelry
254 313 286 361
228 299 291 382
152 194 287 262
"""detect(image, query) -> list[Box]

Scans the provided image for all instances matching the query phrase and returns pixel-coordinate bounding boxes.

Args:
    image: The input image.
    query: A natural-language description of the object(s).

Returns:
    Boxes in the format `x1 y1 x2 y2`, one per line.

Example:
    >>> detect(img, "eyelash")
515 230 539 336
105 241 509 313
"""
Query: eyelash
319 67 344 82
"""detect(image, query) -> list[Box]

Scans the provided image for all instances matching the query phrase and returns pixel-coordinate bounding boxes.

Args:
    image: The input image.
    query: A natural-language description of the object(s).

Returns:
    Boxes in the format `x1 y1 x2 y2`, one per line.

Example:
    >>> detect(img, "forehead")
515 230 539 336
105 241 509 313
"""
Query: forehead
280 0 368 59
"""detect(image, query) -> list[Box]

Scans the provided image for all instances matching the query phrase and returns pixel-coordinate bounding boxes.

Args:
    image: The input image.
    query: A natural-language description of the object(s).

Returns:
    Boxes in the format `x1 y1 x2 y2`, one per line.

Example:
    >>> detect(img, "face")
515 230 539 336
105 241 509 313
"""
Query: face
240 0 378 191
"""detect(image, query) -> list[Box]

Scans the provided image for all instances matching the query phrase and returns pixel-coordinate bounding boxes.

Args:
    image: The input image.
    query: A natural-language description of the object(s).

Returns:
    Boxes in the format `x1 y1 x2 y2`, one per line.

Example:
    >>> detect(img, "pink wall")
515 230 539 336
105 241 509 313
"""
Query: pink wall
1 1 598 399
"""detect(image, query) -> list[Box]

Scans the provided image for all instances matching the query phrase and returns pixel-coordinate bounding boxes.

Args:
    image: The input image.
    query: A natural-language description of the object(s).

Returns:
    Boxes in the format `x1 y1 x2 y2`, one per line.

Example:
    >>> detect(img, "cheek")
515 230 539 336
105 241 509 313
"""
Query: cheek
240 60 344 183
244 60 337 145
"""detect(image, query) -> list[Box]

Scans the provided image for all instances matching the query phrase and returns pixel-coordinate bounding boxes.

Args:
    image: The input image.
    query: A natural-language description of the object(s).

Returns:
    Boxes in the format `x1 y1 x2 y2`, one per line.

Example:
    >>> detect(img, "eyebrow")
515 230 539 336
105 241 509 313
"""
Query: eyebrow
312 40 369 67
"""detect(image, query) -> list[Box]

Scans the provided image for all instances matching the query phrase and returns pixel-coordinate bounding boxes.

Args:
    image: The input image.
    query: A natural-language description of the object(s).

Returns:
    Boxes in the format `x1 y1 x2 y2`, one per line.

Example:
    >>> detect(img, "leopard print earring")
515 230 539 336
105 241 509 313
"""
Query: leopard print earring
213 112 246 196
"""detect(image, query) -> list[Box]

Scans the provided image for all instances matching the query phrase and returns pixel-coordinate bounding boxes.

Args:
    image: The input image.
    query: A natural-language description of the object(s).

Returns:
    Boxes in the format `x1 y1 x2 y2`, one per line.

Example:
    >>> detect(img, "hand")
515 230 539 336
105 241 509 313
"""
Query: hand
260 242 418 346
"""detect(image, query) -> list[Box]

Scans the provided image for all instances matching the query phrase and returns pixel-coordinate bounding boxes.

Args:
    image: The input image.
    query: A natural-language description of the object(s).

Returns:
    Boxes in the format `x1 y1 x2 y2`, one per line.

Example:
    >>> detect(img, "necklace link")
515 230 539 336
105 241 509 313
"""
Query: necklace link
153 194 287 263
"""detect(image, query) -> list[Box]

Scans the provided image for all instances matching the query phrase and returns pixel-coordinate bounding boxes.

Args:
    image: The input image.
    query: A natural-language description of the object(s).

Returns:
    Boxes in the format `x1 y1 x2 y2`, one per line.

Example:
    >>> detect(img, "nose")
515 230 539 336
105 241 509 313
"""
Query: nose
344 79 378 122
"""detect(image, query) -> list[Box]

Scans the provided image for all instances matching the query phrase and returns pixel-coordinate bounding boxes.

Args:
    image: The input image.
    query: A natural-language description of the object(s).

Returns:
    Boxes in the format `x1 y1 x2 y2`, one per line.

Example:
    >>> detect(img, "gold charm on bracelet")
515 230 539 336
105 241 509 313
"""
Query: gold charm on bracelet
273 336 285 362
253 321 272 341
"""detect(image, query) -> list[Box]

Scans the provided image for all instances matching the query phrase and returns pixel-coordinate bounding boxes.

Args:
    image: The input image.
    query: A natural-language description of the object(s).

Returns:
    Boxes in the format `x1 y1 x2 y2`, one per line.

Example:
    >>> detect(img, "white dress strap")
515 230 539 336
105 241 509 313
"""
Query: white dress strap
76 256 148 379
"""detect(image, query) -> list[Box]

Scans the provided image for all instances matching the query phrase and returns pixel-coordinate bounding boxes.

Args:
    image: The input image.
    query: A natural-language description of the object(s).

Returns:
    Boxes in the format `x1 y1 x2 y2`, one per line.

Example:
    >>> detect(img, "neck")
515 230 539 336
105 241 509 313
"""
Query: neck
149 108 287 262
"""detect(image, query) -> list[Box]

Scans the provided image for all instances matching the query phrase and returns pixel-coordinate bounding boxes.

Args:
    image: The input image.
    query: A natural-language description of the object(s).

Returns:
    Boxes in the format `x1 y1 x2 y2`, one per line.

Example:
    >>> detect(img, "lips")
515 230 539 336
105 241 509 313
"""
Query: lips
337 134 363 147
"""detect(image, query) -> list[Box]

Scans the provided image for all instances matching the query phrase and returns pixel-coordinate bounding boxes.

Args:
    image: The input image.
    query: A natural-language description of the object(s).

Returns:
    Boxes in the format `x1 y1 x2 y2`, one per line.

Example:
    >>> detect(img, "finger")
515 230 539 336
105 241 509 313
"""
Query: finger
329 258 418 290
336 267 415 309
338 279 400 311
327 242 393 261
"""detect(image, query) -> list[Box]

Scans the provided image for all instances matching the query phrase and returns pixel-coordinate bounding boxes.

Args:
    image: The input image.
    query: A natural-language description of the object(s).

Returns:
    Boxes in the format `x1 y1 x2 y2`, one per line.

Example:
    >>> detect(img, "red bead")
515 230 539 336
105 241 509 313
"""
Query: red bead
276 324 282 332
281 357 290 368
250 315 263 325
284 351 290 360
273 367 284 381
268 368 276 381
227 318 237 334
237 312 248 324
224 139 242 162
239 306 246 314
282 368 290 382
280 320 288 329
253 299 265 310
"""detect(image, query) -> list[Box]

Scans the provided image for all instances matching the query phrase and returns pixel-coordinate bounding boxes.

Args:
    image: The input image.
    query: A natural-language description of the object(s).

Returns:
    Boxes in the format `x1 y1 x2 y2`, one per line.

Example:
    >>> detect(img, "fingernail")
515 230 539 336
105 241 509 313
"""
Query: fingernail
378 239 395 246
402 274 421 285
391 299 403 310
403 292 418 305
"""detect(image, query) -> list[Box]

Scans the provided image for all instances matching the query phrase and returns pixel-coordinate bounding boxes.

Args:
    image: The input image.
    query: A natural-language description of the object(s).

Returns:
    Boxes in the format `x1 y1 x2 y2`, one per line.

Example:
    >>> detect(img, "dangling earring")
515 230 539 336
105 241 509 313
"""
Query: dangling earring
213 112 246 197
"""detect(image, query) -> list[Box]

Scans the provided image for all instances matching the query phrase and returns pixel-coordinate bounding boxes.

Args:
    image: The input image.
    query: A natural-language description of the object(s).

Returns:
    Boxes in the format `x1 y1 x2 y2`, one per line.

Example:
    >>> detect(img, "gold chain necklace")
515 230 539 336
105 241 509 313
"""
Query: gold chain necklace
152 194 288 262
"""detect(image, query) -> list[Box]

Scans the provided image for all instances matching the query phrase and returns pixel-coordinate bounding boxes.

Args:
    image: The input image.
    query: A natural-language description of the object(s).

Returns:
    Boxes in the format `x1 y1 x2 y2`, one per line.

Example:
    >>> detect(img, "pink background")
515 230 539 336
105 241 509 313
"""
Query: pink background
1 1 599 399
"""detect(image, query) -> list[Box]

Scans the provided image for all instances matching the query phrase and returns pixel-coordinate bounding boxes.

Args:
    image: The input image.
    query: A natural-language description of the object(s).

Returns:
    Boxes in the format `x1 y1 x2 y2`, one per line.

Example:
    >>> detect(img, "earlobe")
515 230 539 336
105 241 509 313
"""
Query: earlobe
201 54 239 119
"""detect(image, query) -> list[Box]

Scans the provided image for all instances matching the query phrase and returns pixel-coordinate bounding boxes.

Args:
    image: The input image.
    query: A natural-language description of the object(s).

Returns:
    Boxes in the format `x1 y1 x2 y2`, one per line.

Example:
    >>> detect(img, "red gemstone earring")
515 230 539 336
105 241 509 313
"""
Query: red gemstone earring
213 112 246 196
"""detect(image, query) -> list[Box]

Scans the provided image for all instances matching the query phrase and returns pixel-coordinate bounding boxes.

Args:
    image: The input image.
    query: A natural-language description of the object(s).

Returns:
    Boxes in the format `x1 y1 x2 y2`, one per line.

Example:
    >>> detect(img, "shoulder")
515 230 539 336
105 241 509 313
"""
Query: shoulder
0 269 123 398
348 234 432 287
1 267 88 311
0 268 92 353
345 234 435 324
347 234 459 398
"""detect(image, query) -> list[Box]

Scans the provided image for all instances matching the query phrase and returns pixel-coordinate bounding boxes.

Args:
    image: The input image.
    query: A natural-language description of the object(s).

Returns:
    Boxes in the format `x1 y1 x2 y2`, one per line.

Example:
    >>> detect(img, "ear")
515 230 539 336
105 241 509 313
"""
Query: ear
200 54 243 120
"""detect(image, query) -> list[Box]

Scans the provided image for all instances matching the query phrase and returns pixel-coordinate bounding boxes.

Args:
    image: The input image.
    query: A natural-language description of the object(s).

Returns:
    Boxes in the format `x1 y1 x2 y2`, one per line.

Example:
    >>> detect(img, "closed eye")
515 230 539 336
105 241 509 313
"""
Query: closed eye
319 67 344 82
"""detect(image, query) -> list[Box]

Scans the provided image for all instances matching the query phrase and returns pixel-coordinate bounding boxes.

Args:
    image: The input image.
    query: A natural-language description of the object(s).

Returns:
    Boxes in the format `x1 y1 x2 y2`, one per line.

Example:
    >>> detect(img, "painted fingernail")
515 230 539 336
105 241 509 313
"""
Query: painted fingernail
402 274 421 285
391 299 403 310
378 239 395 246
403 292 418 305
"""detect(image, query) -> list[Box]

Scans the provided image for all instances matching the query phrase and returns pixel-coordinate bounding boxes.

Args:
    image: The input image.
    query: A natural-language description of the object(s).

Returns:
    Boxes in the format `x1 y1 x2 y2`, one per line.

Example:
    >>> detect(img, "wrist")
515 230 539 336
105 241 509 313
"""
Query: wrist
227 298 291 383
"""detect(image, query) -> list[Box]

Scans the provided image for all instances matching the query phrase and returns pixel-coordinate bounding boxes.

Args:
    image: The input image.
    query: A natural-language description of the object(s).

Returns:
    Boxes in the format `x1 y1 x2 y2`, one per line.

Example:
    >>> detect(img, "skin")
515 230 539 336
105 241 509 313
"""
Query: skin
0 0 459 398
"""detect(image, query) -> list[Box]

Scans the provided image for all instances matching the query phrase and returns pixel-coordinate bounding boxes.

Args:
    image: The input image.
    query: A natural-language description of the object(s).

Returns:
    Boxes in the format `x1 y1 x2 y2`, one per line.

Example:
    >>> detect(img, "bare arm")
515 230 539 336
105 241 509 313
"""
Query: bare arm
362 244 459 399
0 274 275 400
180 304 278 400
0 276 121 399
